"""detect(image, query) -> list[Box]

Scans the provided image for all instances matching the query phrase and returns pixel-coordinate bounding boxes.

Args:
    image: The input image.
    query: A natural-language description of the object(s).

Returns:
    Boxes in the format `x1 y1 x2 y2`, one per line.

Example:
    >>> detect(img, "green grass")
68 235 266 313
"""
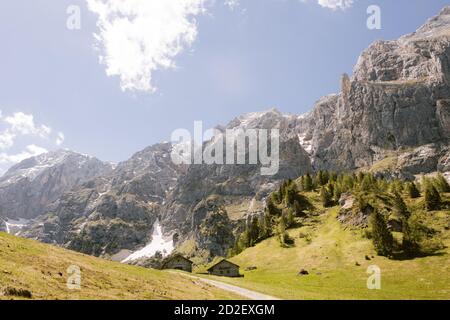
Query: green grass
0 232 241 300
197 205 450 300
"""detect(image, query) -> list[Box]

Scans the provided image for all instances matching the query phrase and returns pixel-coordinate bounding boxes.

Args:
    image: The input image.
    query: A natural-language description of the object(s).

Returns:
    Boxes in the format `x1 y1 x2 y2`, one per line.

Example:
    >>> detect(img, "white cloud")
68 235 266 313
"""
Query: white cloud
4 112 52 138
87 0 207 93
317 0 354 10
0 111 64 174
224 0 240 11
0 144 47 165
56 132 65 146
86 0 351 93
0 131 15 150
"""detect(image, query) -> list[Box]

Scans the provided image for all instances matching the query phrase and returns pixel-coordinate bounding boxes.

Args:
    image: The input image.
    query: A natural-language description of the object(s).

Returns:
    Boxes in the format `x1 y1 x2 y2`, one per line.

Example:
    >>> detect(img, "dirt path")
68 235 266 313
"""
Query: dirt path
176 273 280 300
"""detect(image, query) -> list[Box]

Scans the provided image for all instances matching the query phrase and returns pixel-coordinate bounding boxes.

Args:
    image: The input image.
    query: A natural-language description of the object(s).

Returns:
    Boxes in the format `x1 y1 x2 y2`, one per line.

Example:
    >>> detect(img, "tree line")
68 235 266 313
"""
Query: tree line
229 170 449 258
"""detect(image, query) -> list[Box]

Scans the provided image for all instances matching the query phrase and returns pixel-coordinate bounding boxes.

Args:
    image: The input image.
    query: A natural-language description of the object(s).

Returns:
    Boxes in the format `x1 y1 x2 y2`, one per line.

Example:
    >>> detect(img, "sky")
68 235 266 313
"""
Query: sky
0 0 448 173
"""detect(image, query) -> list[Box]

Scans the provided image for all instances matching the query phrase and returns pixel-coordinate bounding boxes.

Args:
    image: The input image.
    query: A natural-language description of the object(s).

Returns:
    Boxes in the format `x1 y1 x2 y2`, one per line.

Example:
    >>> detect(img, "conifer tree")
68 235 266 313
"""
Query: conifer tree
248 216 260 246
369 210 394 257
407 182 421 198
360 174 373 191
402 216 421 257
299 176 305 191
434 173 450 193
333 183 343 202
303 173 313 192
424 184 441 211
393 191 410 219
266 197 280 216
342 174 354 191
285 208 295 228
320 186 334 208
277 217 287 245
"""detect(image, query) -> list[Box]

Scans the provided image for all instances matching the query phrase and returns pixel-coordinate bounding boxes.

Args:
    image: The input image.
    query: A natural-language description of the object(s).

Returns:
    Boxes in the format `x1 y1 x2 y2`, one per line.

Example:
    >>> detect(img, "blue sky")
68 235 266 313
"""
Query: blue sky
0 0 448 172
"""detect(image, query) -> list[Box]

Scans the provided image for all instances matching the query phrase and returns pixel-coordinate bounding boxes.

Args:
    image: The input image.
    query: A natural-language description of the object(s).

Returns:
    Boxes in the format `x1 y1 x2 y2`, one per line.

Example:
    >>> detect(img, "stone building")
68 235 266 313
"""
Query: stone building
161 254 193 273
207 259 240 277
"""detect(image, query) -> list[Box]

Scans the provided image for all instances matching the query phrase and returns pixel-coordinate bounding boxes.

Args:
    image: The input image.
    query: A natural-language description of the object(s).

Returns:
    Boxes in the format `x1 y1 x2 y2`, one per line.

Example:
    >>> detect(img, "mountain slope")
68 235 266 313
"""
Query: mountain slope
0 149 114 222
20 143 186 256
0 232 240 300
201 202 450 300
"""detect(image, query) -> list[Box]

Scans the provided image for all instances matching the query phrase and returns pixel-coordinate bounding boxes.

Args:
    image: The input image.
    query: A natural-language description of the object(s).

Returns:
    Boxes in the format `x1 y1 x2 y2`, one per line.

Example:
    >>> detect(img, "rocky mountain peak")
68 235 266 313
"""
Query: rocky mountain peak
352 7 450 84
409 6 450 39
0 149 114 220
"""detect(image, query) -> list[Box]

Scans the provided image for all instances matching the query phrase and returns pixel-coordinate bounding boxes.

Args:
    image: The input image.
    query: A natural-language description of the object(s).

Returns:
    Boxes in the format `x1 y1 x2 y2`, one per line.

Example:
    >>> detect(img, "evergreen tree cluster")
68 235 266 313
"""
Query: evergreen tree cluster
229 170 449 258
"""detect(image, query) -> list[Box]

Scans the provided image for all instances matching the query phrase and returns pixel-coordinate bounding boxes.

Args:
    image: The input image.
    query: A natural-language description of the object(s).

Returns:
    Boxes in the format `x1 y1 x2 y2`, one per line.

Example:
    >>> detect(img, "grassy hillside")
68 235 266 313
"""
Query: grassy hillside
0 232 240 300
197 185 450 300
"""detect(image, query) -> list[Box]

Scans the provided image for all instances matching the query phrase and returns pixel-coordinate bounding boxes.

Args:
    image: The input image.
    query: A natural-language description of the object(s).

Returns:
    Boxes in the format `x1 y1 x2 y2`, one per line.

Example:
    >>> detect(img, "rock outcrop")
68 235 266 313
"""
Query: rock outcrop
297 7 450 173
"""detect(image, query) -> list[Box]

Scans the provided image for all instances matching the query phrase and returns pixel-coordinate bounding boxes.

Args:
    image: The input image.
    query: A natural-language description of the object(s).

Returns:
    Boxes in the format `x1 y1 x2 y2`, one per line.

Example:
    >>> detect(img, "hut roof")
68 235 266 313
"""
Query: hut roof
207 259 240 271
161 254 193 268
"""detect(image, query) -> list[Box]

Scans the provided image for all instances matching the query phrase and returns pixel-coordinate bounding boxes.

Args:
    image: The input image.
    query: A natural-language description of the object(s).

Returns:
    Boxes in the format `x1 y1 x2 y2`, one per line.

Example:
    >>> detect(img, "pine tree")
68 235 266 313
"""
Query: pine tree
284 181 298 205
299 176 305 191
285 208 295 228
266 197 280 216
369 210 394 257
392 191 410 219
333 182 343 203
271 192 280 204
316 171 323 186
360 174 373 191
434 173 450 193
402 216 421 257
276 217 287 246
390 180 404 194
248 216 260 246
303 173 313 192
316 170 329 186
320 186 334 208
357 172 365 184
327 182 335 198
258 212 272 240
407 182 421 198
424 184 441 211
237 230 251 252
329 172 338 183
342 174 354 191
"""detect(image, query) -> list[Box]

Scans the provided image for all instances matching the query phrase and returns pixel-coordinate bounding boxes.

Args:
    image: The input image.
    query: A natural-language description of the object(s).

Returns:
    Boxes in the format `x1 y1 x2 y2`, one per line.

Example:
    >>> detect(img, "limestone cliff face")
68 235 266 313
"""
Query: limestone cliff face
160 109 312 255
0 150 114 220
297 7 450 173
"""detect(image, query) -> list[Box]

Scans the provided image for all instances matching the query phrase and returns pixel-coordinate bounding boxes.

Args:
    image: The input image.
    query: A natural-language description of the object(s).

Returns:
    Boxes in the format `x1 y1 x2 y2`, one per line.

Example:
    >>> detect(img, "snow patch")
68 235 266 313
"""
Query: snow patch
298 133 313 155
122 220 174 263
5 218 30 235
